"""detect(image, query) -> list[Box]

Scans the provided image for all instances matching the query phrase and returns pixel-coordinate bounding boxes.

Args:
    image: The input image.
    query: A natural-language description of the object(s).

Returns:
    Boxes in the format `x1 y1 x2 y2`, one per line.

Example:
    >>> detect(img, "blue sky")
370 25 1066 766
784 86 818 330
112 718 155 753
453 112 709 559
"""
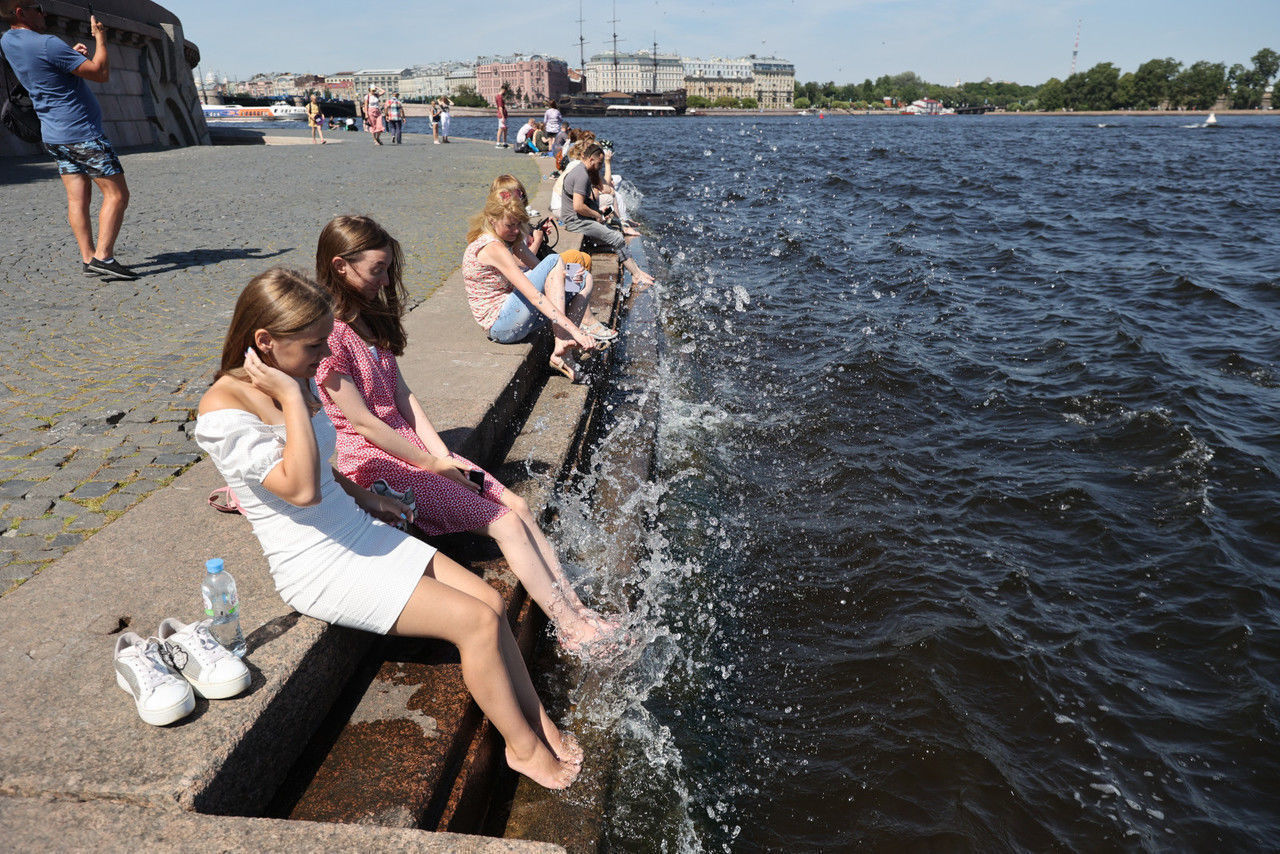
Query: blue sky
164 0 1280 86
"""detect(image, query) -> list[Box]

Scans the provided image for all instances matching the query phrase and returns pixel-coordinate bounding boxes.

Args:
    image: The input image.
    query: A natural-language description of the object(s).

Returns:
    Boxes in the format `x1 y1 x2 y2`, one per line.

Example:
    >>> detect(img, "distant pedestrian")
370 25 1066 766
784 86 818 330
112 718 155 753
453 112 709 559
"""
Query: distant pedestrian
543 99 562 135
363 87 384 145
306 94 326 144
0 1 136 279
429 96 441 143
495 82 509 148
383 91 403 144
438 95 452 143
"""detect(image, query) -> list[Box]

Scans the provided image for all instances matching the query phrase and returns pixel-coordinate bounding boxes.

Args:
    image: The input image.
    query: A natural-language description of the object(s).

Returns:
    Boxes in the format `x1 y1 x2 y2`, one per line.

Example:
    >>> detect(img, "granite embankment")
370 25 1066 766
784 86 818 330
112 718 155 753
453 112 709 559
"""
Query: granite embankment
0 128 623 849
0 128 523 589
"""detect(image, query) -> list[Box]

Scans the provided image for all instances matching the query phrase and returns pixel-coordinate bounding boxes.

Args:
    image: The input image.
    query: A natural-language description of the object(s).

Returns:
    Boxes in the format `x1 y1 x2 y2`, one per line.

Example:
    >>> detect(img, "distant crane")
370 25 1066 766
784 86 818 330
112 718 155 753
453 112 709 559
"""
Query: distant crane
1069 19 1082 76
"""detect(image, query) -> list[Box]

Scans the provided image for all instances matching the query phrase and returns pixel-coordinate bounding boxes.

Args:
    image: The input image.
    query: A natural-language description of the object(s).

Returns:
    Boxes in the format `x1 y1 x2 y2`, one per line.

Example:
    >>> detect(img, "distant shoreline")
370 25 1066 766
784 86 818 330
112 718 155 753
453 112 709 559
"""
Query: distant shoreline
427 105 1279 119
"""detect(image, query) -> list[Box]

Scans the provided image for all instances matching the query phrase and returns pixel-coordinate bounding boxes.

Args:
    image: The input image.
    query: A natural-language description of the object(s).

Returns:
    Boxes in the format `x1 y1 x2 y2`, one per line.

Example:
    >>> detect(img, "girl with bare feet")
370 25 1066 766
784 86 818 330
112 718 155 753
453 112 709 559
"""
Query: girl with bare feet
463 184 612 383
195 269 581 788
313 216 619 653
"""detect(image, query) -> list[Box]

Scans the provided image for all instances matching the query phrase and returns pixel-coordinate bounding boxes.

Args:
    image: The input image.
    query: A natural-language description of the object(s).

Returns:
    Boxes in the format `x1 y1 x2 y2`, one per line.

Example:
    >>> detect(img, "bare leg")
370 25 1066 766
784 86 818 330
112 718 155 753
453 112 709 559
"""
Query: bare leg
481 510 603 649
91 174 129 261
623 256 654 289
566 271 601 331
389 553 579 788
542 261 579 361
60 174 94 263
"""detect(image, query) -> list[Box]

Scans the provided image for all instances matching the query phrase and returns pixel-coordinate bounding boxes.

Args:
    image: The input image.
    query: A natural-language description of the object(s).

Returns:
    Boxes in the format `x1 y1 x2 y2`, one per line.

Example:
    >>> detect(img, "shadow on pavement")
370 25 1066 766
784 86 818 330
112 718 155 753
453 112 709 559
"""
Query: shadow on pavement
138 247 292 275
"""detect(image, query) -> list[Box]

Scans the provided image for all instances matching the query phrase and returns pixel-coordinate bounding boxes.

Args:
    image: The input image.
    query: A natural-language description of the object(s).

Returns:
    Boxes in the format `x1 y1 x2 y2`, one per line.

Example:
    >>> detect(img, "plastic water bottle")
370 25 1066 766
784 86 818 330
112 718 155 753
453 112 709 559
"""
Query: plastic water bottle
201 558 246 657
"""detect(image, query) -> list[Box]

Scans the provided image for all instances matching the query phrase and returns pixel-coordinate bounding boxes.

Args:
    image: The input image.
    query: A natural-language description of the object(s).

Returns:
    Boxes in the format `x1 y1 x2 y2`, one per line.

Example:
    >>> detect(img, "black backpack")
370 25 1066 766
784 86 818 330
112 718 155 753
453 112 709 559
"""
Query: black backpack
0 42 43 144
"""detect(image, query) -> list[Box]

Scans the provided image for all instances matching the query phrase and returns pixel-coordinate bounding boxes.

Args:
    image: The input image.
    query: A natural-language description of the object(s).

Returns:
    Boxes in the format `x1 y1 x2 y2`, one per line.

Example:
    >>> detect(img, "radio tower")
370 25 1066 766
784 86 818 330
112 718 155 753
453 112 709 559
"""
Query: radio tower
1069 19 1081 76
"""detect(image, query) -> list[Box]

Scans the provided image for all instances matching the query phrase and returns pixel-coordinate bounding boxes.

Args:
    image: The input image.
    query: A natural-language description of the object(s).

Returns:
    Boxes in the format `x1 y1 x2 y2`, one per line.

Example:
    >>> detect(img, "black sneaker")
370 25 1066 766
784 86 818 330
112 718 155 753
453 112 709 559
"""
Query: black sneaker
87 258 139 280
83 262 102 276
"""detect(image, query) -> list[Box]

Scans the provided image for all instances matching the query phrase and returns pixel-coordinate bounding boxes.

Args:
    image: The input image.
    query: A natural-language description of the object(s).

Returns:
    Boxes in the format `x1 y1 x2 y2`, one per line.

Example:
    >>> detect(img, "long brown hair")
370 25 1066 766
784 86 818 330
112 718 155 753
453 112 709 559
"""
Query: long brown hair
217 268 332 379
315 215 408 355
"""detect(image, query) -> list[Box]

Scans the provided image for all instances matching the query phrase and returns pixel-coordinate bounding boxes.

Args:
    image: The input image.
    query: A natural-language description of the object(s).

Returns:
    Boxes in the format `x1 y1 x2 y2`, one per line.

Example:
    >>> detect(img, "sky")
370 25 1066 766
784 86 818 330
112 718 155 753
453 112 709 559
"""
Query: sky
163 0 1280 86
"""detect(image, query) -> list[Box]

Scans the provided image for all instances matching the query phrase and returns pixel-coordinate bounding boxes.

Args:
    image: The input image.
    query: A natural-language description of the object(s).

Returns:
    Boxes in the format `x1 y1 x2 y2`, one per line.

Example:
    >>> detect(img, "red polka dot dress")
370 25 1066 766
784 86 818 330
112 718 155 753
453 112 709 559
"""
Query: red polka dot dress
316 320 509 536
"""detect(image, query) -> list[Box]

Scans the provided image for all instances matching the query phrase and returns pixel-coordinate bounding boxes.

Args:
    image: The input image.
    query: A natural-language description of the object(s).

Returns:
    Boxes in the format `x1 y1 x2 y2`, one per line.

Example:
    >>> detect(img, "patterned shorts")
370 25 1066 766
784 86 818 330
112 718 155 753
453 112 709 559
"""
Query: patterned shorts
44 136 123 177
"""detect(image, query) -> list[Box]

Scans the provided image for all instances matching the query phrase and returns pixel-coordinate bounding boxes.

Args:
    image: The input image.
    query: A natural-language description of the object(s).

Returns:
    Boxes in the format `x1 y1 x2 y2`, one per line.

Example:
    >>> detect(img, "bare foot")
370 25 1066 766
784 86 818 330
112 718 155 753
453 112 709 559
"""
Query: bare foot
506 741 579 789
556 732 585 768
538 711 584 768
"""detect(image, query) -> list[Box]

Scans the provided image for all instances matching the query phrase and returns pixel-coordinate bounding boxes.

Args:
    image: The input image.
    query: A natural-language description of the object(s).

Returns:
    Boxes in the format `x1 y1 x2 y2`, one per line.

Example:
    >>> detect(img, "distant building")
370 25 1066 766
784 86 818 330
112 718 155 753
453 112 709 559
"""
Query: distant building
682 57 753 81
685 74 755 103
748 57 794 108
325 72 355 98
585 51 683 93
476 55 569 107
353 68 409 99
446 66 478 97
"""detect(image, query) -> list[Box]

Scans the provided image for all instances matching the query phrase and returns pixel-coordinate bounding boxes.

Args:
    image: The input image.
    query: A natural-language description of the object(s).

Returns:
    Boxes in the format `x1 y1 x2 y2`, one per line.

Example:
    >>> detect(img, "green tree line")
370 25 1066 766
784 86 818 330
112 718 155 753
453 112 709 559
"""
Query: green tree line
794 49 1278 111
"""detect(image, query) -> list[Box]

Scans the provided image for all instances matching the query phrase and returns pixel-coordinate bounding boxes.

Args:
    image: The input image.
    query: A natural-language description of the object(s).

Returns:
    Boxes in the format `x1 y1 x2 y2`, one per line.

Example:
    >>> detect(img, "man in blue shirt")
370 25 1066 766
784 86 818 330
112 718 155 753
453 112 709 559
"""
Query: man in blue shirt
1 1 136 279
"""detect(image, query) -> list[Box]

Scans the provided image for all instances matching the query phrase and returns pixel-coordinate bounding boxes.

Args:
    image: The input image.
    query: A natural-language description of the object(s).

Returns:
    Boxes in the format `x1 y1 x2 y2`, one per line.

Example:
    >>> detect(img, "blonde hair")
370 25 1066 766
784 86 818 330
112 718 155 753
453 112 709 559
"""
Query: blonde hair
466 186 531 244
314 215 408 355
217 269 332 379
489 174 529 205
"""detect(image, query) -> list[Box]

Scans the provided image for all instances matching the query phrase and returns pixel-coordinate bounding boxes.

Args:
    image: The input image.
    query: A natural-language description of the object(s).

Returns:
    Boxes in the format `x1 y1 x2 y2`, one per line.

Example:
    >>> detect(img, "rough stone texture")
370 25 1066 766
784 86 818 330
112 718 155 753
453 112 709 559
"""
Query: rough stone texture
0 137 569 848
0 128 540 587
0 796 564 853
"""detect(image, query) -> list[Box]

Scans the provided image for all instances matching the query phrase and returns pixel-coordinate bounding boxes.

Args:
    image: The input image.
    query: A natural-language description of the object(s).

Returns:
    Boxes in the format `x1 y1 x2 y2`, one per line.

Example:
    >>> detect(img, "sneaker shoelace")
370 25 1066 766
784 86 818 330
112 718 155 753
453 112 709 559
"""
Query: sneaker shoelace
135 639 176 691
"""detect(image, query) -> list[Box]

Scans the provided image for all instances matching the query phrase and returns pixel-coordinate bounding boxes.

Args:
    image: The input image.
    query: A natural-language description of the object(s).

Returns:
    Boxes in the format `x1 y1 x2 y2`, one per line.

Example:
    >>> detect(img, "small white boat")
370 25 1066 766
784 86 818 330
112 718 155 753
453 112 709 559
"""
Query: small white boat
1205 112 1218 127
269 103 307 120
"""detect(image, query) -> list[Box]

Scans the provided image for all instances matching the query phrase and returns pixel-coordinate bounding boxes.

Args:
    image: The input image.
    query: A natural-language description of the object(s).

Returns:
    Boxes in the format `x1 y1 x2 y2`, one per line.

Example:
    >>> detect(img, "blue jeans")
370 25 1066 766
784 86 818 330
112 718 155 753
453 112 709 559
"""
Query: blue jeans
487 254 560 343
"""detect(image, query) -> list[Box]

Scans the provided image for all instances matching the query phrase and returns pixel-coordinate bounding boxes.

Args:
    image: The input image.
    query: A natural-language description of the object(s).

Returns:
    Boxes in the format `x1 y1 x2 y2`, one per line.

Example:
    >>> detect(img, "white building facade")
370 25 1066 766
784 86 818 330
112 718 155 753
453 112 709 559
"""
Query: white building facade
585 51 684 93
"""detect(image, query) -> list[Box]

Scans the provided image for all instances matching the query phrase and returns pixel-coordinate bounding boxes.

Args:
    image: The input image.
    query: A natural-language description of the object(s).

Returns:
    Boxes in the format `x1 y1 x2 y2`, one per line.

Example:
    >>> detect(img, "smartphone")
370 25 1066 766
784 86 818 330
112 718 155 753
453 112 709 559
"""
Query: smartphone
467 469 486 490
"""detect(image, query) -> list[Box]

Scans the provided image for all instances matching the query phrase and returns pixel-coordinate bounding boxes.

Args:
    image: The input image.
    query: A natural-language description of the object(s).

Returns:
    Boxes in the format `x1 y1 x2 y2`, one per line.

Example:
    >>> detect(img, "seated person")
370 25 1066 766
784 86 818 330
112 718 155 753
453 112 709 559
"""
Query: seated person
463 186 614 382
312 215 619 652
559 144 655 288
195 268 582 790
531 122 552 153
514 118 538 153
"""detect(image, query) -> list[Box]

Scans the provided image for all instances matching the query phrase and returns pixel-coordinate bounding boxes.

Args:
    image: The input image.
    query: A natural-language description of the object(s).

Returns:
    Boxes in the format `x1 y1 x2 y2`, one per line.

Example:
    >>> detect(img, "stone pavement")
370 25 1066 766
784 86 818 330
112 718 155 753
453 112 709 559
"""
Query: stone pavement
0 128 542 590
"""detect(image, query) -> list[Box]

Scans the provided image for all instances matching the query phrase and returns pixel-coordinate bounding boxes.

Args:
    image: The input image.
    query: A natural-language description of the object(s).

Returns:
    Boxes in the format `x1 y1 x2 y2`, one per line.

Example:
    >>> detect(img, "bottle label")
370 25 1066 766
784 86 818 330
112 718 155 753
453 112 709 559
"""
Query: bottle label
202 590 239 618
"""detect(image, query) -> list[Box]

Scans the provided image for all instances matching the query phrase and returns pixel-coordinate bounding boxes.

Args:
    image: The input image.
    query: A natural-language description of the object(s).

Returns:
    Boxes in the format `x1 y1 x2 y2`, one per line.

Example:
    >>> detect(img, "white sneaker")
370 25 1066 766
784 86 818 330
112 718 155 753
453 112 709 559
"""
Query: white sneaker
158 618 251 700
114 632 195 726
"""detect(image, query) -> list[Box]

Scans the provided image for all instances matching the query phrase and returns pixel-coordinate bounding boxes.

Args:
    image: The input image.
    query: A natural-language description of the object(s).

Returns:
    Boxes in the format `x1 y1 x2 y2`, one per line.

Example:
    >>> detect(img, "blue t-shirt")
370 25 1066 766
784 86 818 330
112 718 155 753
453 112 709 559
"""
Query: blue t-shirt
1 28 104 144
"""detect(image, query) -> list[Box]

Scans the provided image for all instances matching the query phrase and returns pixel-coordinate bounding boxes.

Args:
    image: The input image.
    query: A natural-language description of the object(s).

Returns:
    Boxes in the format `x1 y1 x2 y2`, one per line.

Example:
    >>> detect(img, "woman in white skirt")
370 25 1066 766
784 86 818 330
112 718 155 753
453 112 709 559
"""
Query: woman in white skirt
194 268 580 789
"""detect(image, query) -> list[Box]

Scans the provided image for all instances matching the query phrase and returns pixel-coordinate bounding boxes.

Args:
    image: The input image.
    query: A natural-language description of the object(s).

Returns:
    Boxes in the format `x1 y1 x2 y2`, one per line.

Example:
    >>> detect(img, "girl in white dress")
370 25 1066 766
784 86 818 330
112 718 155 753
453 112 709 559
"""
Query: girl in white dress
195 268 580 789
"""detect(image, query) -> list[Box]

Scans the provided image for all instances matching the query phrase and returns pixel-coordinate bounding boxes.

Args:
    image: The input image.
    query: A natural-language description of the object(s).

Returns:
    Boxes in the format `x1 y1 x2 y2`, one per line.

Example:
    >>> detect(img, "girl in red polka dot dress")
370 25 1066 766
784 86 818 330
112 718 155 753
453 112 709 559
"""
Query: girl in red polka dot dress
314 215 619 652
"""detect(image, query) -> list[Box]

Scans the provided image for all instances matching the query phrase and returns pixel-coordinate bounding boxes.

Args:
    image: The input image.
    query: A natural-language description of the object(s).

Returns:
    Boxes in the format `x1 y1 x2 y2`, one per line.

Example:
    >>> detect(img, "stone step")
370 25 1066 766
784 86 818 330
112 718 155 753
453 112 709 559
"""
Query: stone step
264 244 630 836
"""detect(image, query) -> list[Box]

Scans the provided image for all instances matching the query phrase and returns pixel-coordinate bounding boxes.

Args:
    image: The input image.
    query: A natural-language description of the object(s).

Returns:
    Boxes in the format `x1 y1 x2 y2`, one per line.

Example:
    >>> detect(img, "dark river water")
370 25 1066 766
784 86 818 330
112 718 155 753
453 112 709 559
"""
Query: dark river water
461 114 1280 851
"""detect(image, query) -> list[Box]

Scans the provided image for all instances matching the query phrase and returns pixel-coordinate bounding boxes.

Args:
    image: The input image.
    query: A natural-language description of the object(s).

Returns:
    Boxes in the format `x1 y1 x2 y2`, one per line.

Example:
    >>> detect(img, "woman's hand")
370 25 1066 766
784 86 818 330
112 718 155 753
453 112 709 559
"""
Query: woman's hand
243 348 304 405
365 492 415 528
425 457 483 493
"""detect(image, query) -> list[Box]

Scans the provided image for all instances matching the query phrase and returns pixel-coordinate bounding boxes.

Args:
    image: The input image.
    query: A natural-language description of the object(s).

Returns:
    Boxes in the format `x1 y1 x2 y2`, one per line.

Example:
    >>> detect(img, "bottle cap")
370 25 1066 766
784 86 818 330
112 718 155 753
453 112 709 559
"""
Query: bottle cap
206 558 224 574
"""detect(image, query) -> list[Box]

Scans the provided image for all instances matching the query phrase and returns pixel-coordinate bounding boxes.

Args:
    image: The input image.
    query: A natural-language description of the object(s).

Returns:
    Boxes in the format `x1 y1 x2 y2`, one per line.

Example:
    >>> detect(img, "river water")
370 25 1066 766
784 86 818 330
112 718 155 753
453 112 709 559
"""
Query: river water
243 113 1278 848
483 114 1277 853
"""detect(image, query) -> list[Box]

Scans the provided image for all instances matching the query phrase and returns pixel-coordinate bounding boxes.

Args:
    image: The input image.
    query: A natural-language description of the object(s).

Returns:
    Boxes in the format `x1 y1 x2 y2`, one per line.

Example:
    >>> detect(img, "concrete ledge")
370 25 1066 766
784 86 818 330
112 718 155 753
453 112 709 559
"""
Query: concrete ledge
0 157 574 847
0 795 563 853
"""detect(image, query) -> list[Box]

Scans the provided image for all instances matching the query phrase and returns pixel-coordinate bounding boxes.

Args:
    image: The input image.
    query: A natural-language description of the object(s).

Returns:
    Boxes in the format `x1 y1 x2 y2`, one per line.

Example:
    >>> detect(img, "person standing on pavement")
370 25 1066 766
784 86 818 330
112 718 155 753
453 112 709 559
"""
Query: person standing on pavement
306 93 327 144
382 91 403 144
0 1 136 279
437 94 451 143
363 86 384 145
494 82 509 148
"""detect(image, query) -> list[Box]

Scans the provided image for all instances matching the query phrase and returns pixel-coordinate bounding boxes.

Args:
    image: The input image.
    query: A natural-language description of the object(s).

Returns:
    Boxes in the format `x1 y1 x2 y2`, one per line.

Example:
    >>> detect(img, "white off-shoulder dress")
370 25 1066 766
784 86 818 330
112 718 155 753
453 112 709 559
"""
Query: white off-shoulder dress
194 398 436 634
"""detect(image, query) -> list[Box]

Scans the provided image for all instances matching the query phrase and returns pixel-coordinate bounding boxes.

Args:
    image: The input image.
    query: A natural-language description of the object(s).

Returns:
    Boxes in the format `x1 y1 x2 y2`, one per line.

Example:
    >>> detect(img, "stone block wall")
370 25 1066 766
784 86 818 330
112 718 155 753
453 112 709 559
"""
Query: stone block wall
0 0 209 157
